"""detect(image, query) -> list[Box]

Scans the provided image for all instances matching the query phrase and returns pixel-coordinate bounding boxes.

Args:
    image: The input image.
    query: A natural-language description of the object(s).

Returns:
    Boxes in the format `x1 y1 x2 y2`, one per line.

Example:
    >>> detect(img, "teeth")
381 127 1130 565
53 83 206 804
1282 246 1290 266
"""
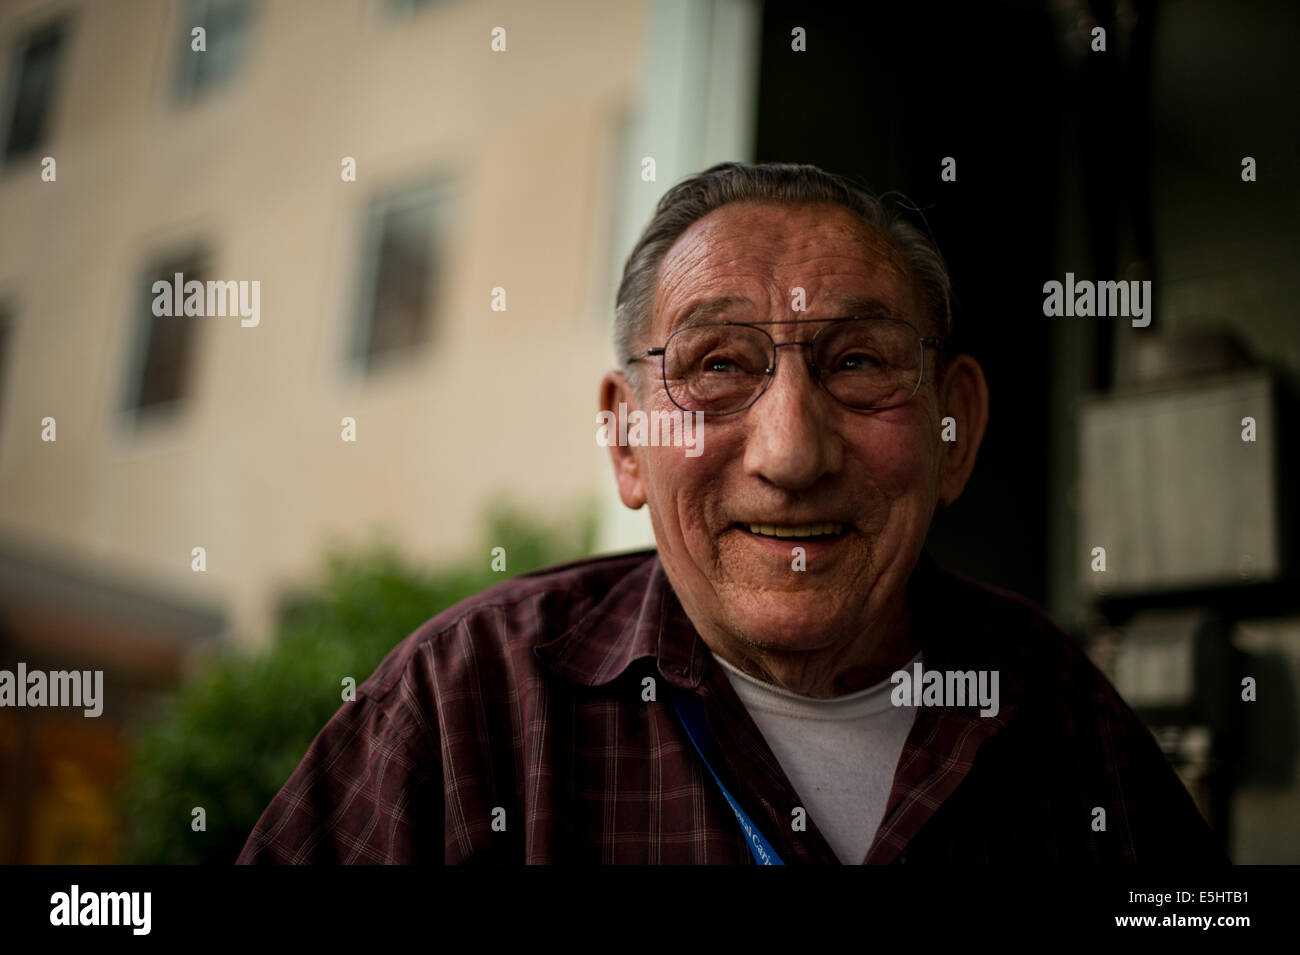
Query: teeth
746 522 845 538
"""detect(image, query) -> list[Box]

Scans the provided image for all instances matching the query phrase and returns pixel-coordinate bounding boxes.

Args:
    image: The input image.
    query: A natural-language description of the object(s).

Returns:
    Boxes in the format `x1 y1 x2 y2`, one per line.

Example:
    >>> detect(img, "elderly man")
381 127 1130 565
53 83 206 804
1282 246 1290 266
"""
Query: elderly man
239 162 1225 865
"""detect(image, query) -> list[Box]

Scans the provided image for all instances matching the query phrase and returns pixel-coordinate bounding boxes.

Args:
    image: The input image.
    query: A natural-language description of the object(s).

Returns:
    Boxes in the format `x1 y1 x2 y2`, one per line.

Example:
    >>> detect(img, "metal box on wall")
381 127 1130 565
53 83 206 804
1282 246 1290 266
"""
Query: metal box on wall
1079 371 1284 595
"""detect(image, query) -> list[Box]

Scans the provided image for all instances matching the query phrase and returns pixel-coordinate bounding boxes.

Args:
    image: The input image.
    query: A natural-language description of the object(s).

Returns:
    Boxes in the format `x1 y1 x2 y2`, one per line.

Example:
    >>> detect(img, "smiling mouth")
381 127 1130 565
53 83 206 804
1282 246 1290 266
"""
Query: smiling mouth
737 522 849 542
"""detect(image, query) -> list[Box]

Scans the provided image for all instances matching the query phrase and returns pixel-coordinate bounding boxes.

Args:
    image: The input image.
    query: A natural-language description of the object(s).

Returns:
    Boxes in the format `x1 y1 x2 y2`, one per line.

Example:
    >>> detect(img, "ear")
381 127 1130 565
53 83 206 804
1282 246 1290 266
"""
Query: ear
935 354 989 508
600 370 647 510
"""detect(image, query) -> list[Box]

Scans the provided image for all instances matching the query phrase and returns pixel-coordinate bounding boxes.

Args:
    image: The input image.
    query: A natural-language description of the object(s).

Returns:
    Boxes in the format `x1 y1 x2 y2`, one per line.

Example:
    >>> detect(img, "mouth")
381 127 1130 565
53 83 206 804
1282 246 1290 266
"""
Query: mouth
734 521 850 543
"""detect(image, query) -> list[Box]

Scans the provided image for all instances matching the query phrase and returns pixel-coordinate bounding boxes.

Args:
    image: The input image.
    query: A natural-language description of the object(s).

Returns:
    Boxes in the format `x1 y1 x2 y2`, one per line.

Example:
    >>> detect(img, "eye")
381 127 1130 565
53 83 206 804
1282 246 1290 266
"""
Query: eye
704 356 743 373
833 352 882 372
699 348 764 374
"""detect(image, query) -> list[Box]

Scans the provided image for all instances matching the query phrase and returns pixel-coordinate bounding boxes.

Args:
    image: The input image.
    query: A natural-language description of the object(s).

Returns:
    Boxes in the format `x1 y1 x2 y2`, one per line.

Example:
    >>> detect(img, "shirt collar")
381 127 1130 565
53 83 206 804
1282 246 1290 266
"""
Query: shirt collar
534 552 707 689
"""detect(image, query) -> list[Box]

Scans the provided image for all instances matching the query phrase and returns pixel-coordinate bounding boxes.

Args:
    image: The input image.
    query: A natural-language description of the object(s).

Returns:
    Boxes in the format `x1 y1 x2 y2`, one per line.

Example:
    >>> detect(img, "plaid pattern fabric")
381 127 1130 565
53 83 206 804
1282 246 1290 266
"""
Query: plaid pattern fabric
236 549 1227 864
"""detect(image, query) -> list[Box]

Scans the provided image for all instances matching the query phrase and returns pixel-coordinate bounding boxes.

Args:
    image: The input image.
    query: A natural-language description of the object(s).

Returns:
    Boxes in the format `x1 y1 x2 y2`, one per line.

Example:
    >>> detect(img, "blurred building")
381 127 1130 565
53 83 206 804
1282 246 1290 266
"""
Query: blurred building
0 0 759 862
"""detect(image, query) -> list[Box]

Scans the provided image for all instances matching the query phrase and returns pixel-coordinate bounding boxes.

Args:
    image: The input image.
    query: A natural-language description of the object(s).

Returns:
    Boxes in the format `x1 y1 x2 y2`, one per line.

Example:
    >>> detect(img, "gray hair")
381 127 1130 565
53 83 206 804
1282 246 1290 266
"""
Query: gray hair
613 161 952 389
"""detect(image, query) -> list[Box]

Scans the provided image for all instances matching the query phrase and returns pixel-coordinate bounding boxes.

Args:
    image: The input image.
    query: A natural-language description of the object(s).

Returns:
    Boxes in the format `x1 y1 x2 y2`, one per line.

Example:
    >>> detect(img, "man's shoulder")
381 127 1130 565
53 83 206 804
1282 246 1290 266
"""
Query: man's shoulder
359 549 658 704
929 564 1171 781
926 562 1082 658
915 563 1227 862
927 563 1129 718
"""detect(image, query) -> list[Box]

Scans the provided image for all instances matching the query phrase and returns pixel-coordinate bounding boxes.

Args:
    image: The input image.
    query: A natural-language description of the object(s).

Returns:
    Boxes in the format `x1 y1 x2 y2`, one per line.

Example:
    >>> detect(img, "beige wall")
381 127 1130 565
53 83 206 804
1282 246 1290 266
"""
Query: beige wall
0 0 646 645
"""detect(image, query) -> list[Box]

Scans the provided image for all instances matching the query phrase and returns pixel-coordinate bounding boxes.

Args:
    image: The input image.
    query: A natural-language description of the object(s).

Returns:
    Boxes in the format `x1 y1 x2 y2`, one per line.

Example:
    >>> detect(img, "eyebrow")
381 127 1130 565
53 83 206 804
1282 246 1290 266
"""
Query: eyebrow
672 295 753 331
669 292 902 333
819 293 901 320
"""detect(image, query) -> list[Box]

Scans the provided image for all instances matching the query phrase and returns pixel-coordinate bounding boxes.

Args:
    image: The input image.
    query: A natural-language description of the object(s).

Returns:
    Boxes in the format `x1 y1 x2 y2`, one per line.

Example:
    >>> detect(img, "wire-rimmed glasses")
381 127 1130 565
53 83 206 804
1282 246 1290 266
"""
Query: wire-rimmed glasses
625 317 945 416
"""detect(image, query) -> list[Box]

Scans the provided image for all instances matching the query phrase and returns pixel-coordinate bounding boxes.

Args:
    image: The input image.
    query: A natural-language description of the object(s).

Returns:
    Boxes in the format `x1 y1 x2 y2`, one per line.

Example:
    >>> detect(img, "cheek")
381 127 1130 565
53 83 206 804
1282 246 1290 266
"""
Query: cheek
646 429 748 550
639 436 721 537
850 408 940 499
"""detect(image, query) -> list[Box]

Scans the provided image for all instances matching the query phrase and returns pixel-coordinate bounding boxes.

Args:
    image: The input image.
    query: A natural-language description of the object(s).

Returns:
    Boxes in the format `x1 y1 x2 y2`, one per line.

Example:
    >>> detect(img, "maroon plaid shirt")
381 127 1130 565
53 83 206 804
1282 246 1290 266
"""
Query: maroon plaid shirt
236 549 1227 864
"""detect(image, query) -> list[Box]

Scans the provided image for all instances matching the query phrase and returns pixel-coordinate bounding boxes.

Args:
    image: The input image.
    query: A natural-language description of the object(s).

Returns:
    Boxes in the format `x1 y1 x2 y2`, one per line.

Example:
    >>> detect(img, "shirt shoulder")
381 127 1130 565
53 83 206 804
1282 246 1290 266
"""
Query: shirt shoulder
236 549 657 864
927 565 1124 716
924 564 1227 862
929 567 1159 751
358 548 658 704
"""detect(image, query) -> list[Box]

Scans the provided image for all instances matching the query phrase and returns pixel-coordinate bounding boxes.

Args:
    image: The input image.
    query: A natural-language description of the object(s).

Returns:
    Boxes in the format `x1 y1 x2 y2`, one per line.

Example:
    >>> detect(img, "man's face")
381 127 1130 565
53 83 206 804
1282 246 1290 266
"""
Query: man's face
613 201 951 661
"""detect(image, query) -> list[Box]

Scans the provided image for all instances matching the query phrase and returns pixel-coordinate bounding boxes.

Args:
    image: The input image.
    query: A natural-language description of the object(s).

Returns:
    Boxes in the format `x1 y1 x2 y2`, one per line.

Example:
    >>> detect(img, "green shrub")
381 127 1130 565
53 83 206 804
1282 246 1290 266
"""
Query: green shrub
119 502 596 864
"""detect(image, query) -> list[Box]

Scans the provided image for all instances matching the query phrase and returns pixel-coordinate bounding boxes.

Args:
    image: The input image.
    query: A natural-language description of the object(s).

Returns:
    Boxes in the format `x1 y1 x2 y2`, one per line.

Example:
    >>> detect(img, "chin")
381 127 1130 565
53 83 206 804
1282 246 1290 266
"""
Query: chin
723 591 850 651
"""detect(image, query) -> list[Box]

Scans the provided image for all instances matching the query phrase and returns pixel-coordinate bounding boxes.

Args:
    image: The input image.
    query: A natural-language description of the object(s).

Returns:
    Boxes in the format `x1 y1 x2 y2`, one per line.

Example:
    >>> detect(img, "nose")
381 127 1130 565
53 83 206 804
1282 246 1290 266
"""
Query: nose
741 342 842 489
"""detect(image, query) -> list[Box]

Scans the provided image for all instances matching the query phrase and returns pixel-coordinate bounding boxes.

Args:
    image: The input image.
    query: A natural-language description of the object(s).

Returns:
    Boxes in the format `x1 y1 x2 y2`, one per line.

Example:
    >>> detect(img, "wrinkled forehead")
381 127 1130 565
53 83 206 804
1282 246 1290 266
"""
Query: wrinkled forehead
652 202 916 340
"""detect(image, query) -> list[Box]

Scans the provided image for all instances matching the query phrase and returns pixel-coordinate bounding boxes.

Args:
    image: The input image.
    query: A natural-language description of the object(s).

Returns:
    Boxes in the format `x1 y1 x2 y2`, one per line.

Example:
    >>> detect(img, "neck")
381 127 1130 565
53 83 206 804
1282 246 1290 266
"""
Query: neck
702 598 918 699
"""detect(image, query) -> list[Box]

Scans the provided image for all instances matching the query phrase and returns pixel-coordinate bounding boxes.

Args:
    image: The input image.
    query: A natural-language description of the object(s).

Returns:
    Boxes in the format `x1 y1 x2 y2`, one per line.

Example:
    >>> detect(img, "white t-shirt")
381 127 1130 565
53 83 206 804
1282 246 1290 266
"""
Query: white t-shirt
715 652 921 864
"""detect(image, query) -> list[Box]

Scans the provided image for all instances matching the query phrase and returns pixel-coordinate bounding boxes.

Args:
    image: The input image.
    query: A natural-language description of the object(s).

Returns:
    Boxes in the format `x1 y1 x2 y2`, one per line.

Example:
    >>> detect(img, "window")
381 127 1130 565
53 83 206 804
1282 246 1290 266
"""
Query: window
125 249 207 414
1 19 67 164
351 182 453 372
175 0 252 102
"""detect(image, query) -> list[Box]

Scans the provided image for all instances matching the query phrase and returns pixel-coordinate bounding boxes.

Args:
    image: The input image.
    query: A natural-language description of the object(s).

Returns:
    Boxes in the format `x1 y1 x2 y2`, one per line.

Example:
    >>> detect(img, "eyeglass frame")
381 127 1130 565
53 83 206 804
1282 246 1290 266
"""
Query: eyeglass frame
624 316 947 417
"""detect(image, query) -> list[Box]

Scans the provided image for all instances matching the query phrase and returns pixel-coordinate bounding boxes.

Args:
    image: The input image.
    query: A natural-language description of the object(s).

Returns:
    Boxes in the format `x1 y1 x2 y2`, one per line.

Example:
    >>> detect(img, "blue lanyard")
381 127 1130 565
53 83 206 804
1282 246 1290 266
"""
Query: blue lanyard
669 687 786 865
